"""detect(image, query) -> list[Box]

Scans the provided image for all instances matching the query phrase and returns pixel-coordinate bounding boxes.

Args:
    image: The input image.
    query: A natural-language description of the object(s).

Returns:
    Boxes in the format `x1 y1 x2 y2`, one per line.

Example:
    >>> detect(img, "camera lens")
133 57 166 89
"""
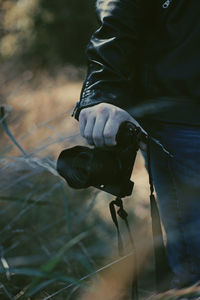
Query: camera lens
57 146 93 189
57 146 120 189
71 151 93 188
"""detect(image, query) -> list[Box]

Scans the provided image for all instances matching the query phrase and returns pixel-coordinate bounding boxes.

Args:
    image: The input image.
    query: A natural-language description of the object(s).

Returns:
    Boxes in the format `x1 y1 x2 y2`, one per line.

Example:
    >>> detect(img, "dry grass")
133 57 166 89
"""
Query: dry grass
2 66 198 300
0 66 154 299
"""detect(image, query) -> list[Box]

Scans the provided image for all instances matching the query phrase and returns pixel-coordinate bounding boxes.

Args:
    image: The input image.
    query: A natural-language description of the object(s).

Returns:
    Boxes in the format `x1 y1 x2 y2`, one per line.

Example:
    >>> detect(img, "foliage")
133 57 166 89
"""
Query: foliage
1 3 199 297
1 70 199 299
0 73 129 299
0 149 115 299
0 0 97 67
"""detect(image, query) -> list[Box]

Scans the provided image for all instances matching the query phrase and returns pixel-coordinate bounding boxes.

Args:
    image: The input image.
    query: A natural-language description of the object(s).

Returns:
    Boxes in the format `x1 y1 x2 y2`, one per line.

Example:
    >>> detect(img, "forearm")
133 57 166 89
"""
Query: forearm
73 0 147 120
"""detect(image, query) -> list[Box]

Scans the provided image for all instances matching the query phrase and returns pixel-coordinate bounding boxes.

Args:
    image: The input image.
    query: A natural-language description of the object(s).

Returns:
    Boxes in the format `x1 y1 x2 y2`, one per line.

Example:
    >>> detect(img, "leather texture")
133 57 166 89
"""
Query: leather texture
74 0 200 121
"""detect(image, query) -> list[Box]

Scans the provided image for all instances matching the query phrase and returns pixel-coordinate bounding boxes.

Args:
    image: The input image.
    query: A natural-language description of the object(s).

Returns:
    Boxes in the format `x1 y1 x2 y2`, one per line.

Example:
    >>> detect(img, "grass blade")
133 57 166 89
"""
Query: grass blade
0 106 28 157
24 231 89 297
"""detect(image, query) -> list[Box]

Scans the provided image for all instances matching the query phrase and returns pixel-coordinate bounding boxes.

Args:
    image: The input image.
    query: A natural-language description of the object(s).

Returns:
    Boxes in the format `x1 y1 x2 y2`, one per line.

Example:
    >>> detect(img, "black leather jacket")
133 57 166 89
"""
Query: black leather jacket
73 0 200 123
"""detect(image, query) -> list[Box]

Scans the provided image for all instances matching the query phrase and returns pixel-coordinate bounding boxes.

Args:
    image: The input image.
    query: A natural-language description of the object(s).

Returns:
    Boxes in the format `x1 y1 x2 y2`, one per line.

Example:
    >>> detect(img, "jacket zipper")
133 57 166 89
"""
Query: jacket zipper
162 0 171 8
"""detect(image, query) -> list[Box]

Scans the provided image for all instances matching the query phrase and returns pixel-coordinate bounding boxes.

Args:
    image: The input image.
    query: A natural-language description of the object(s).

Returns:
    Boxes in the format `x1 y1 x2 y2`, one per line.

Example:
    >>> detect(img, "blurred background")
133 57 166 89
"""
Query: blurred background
0 1 155 299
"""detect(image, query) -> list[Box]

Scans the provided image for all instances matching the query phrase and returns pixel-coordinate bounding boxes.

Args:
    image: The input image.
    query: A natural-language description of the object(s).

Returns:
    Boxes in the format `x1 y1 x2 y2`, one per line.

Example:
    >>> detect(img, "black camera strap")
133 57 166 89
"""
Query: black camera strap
147 137 171 292
109 198 125 256
109 197 136 255
109 197 138 300
109 136 171 299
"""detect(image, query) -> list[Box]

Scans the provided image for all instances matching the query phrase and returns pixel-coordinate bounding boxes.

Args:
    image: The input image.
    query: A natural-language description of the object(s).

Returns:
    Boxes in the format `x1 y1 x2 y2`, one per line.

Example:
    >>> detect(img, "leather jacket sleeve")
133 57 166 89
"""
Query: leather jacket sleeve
73 0 146 120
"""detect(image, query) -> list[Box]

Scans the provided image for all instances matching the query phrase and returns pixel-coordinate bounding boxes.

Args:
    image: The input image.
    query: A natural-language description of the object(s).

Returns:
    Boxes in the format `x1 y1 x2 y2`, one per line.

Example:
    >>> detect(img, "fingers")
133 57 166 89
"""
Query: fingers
79 107 108 147
83 115 96 145
79 109 87 137
78 103 147 150
103 117 119 146
83 115 120 147
92 115 108 147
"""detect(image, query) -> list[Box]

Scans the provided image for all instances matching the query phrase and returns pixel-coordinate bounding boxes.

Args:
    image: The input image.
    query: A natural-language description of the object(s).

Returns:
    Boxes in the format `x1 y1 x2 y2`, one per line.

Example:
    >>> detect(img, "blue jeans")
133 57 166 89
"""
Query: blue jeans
142 121 200 288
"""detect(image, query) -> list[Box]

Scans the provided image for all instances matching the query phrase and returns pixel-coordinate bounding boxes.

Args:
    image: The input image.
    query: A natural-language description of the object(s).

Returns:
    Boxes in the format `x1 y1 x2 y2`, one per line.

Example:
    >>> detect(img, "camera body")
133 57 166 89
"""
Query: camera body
57 121 146 198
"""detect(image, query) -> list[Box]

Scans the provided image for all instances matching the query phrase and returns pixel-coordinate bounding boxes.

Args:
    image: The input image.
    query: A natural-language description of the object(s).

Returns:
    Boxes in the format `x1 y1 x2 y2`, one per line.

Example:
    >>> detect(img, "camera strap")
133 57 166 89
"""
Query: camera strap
109 197 135 256
109 136 171 299
147 137 171 292
109 197 138 300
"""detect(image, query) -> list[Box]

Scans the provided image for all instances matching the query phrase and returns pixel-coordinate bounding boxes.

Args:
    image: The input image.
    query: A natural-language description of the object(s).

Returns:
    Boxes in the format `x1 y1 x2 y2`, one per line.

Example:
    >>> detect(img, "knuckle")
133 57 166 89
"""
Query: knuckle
80 107 93 117
111 108 123 118
111 107 118 115
97 106 108 114
80 109 87 119
97 103 105 109
96 103 110 114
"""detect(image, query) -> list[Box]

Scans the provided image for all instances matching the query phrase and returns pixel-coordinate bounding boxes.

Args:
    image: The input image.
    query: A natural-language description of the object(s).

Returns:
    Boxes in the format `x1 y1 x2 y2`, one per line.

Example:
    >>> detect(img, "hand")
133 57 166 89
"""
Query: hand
79 103 147 150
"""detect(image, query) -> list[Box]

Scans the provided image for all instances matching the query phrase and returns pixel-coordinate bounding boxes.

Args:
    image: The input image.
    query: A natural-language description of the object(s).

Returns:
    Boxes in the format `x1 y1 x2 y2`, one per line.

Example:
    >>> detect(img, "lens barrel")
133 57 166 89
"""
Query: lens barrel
57 146 120 189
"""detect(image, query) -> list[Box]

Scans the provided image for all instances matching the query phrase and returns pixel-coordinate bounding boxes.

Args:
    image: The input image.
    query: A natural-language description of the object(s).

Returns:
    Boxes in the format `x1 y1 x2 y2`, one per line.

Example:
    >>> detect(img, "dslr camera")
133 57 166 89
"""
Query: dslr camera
57 121 147 198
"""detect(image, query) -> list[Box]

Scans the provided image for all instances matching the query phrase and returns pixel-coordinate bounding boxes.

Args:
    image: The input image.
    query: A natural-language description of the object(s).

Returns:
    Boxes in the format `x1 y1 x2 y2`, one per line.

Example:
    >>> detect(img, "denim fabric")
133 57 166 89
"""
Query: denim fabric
142 122 200 288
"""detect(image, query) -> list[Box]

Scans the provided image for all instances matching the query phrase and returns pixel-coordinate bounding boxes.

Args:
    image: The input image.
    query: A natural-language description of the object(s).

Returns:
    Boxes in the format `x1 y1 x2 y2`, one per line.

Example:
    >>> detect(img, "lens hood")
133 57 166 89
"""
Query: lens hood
57 146 94 189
